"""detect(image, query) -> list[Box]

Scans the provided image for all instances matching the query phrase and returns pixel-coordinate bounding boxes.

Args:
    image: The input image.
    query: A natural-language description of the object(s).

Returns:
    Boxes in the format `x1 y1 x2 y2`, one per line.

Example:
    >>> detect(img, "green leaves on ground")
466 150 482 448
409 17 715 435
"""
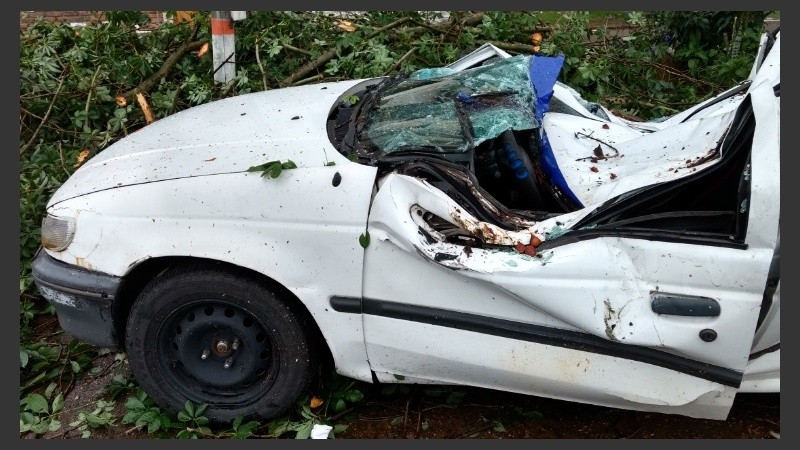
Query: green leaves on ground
19 382 64 435
122 389 175 436
70 400 116 438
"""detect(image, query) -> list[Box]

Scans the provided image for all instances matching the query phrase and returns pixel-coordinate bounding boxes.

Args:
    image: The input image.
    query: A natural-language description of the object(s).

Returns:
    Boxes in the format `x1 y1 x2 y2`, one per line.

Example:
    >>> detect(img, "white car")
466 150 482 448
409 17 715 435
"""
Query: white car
33 31 780 423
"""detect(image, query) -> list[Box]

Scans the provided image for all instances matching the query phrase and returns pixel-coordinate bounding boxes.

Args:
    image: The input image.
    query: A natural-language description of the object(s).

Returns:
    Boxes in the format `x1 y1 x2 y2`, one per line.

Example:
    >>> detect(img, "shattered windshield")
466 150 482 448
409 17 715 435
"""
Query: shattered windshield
363 55 541 153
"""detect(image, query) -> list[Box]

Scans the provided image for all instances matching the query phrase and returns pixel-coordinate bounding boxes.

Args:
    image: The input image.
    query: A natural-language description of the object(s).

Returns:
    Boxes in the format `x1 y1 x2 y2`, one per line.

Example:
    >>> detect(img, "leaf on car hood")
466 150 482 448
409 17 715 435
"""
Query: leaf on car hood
247 160 297 178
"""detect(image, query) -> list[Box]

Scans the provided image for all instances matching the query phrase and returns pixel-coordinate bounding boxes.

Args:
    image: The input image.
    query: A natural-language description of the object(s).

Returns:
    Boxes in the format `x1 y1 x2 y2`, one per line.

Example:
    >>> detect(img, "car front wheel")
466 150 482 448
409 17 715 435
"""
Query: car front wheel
125 264 314 423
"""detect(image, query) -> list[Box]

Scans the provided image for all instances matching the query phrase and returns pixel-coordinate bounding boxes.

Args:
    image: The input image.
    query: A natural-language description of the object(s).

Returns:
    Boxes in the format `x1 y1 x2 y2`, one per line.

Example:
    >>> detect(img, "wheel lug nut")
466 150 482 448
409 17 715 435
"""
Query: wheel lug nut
224 357 234 369
232 338 240 351
201 349 210 360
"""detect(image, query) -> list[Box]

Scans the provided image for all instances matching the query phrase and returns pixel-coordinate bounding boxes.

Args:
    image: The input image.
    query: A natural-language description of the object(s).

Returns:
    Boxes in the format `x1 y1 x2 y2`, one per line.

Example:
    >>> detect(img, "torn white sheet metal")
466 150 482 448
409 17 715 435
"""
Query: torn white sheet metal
543 94 743 208
445 43 512 72
375 174 542 272
375 173 593 273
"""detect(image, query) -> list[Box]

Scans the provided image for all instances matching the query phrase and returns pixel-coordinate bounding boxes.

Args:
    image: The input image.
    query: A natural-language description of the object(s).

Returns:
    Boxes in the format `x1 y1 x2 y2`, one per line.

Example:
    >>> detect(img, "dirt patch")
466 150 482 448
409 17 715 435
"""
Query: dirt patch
337 385 780 439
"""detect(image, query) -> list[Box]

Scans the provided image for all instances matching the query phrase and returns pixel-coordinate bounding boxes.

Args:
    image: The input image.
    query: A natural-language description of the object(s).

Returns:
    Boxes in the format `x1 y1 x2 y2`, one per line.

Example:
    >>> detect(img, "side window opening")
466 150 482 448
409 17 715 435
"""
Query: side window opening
575 98 755 244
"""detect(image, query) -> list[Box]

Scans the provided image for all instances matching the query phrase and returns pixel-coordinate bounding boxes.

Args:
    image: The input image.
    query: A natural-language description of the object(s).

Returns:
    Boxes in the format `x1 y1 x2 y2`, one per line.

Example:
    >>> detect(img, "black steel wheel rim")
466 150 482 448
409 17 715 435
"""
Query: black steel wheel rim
156 300 278 404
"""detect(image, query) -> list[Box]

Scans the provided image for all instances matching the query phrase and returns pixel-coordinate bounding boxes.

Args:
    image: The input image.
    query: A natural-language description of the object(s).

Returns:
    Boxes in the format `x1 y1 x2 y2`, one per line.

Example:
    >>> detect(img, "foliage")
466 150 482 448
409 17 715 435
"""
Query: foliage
20 340 93 394
20 382 64 435
69 400 116 438
121 388 175 436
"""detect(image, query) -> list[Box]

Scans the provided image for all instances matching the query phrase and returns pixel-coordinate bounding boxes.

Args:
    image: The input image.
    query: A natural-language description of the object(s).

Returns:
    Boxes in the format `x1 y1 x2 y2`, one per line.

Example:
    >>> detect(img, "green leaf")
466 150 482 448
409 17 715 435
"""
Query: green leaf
195 403 208 417
232 415 243 430
492 421 506 432
281 160 297 169
51 393 64 414
122 411 141 425
136 411 158 427
183 400 195 417
325 161 336 166
26 394 49 414
70 360 81 373
393 374 405 381
175 429 193 439
294 421 314 439
333 423 349 435
333 398 346 413
125 397 145 411
147 418 161 434
44 382 57 399
194 416 210 426
247 161 277 172
359 230 370 249
20 351 29 368
266 163 282 179
159 415 172 430
347 153 358 162
177 410 191 422
48 419 62 432
344 390 364 403
30 420 52 435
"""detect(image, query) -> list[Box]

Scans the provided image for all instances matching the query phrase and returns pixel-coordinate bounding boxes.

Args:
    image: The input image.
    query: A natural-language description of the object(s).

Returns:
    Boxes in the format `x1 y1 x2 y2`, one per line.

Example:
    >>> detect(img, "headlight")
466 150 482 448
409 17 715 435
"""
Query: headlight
41 214 76 251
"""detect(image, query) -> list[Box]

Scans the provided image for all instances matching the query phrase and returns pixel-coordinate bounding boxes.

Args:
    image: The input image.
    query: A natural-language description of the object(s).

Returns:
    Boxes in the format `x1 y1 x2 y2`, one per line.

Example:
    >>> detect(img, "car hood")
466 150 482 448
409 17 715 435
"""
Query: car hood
48 79 366 207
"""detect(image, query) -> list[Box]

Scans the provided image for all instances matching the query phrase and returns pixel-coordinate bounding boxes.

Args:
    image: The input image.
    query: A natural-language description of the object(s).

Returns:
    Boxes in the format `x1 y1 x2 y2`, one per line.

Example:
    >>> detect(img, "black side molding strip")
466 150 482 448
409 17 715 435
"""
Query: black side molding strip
330 296 362 314
334 297 742 388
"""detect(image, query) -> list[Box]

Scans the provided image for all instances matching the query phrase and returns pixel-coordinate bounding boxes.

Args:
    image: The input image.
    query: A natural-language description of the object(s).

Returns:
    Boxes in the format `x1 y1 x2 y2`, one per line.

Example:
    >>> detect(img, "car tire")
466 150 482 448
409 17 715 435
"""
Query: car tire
125 264 314 423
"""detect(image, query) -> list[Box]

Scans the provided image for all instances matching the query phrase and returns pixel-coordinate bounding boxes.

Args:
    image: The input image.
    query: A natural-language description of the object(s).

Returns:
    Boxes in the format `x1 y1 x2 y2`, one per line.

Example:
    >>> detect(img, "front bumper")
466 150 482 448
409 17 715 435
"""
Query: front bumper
31 250 123 348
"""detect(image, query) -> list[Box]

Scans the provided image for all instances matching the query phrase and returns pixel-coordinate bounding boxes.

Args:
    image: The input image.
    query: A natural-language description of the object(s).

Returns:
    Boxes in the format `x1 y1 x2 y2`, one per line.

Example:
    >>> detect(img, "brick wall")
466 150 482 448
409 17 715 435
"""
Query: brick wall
19 11 166 31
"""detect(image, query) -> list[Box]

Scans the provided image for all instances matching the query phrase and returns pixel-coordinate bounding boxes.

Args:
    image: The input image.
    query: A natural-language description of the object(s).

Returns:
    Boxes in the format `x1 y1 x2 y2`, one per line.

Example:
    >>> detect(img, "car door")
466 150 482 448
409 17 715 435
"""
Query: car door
355 38 778 420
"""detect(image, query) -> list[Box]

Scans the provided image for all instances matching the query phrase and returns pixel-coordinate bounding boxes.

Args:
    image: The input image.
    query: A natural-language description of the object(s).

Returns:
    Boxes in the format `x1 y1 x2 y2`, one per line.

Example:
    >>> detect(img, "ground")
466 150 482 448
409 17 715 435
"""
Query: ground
26 347 779 440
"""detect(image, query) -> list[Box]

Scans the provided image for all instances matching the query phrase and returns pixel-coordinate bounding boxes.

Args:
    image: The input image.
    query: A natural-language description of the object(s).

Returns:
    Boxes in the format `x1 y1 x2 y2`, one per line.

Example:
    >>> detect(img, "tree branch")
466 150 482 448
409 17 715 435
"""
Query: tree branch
383 48 417 76
254 41 269 91
119 40 206 101
20 73 67 156
278 16 414 88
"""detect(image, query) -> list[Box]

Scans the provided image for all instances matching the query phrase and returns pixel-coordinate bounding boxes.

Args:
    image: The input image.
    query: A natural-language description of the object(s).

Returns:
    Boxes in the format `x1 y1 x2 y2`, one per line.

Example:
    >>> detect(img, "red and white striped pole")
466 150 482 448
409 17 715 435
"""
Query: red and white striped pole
211 11 235 84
